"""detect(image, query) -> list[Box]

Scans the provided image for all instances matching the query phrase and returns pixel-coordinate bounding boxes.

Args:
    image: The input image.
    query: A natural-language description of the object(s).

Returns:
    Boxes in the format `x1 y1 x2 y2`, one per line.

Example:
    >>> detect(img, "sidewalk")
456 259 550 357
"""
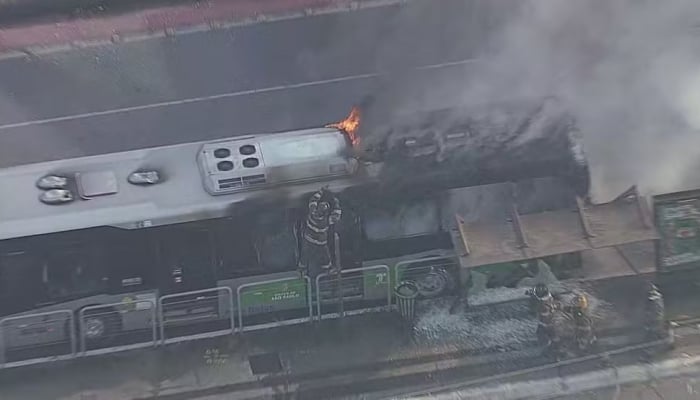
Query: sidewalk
0 0 403 55
0 278 651 400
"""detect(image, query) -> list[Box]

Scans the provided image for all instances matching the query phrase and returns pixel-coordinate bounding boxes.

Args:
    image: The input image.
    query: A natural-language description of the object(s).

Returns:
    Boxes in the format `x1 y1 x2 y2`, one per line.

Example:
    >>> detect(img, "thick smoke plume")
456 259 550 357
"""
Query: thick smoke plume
354 0 700 200
460 0 700 199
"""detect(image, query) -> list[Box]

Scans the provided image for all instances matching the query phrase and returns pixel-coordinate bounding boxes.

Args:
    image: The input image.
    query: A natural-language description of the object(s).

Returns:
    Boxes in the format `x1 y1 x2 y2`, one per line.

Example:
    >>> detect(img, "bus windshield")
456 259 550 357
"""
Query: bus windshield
363 199 441 241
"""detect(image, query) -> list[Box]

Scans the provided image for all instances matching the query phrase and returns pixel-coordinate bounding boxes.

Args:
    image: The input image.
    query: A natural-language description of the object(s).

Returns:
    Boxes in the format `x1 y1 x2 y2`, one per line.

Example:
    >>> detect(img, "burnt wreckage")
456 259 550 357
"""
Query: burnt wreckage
354 99 590 198
326 99 593 275
295 101 595 285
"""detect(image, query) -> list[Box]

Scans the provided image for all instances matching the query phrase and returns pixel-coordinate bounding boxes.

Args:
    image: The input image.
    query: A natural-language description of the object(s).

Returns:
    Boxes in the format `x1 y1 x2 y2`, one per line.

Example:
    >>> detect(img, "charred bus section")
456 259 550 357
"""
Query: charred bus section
355 99 590 199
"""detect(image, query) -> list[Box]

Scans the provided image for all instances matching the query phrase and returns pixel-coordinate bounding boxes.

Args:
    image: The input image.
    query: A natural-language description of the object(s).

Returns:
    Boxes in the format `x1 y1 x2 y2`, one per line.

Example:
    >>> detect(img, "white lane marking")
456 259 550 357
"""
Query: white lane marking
0 58 480 131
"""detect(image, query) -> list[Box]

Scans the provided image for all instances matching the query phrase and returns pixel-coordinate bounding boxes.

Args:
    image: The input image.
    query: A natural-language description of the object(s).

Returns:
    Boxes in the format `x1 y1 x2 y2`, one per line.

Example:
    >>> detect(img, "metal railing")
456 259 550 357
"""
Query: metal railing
159 287 234 345
236 276 312 332
0 310 75 368
79 300 157 355
315 265 391 320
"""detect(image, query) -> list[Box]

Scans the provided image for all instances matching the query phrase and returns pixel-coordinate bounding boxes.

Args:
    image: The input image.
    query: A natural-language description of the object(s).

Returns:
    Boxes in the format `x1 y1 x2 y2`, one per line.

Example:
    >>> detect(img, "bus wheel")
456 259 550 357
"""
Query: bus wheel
80 308 122 344
416 268 454 299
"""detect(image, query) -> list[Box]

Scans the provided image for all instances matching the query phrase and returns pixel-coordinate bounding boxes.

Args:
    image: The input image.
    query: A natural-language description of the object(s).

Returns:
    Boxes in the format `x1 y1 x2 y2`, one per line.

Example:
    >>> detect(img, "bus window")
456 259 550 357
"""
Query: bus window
44 247 106 300
158 226 216 293
216 211 298 279
0 250 45 314
361 199 453 260
106 230 156 292
214 221 259 279
253 209 298 272
363 199 441 241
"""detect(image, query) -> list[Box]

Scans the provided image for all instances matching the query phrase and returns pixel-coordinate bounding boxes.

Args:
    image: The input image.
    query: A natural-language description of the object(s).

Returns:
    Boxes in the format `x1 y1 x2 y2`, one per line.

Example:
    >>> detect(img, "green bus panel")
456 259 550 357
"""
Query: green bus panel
362 268 390 298
239 279 308 315
655 195 700 271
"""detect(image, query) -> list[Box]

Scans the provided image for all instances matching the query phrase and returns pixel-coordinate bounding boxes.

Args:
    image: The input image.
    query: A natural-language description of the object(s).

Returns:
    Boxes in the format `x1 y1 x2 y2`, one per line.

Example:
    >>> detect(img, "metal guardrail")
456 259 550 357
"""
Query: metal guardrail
0 310 75 368
0 267 398 369
79 300 157 355
236 276 312 332
159 286 234 345
315 265 391 320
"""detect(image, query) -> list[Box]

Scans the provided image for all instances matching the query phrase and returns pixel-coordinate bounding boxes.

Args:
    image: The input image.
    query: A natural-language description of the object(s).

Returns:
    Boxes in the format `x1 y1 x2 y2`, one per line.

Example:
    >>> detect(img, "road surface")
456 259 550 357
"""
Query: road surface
0 0 516 167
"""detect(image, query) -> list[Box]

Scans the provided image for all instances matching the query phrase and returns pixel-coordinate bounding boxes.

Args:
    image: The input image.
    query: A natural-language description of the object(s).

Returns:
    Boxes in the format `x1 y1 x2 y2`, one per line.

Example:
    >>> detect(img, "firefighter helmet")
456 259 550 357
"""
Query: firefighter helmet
574 293 588 310
534 283 550 299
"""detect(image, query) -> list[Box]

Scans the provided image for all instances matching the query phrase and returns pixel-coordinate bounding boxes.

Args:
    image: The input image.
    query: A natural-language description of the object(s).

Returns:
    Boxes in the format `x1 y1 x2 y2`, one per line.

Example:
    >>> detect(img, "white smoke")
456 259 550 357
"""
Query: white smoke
461 0 700 200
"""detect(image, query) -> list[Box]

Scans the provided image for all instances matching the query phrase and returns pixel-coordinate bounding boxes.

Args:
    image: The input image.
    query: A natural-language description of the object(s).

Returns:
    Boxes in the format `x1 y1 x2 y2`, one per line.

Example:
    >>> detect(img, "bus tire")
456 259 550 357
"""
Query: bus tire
416 268 455 299
78 307 122 345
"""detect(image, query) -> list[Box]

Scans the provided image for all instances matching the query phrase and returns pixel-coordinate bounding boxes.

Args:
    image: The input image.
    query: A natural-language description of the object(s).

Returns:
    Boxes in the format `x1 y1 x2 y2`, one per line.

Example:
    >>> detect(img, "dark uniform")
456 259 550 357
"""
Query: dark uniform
298 188 342 280
532 284 559 351
645 284 666 340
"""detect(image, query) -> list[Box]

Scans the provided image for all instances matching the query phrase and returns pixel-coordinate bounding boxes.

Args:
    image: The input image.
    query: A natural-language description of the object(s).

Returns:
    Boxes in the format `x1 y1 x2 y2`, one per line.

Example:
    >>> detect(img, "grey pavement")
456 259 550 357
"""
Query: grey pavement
0 0 518 167
550 365 700 400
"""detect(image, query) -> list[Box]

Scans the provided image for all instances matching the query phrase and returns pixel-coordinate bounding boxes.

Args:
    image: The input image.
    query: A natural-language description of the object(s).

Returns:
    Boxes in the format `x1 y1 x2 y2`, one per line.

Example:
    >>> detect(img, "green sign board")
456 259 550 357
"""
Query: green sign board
239 279 307 315
656 198 700 270
363 268 389 298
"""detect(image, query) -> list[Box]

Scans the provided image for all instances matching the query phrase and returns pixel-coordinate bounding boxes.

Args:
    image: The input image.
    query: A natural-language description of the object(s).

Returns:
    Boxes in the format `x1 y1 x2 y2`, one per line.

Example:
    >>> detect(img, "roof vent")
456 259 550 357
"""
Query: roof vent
242 157 259 168
76 171 118 199
239 145 256 155
128 170 161 185
39 189 74 204
214 148 231 158
37 175 68 190
217 161 234 171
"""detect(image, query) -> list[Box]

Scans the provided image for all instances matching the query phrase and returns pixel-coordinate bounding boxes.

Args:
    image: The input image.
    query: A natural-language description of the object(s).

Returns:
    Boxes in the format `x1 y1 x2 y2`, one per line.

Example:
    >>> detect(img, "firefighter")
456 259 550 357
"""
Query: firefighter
569 293 596 352
531 284 560 353
645 283 666 340
298 188 342 280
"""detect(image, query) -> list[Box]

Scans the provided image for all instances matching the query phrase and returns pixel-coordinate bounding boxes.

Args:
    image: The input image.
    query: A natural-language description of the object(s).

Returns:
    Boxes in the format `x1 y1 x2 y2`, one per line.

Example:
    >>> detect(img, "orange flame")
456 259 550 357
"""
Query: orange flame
327 106 361 146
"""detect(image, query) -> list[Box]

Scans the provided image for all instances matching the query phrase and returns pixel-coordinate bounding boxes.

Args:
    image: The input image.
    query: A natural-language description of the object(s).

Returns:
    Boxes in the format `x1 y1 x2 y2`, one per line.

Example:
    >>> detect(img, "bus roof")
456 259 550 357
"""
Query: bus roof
0 127 356 241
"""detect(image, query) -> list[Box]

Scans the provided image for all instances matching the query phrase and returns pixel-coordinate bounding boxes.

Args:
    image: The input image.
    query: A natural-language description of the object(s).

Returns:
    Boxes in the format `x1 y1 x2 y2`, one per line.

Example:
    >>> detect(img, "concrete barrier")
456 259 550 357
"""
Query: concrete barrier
0 0 168 22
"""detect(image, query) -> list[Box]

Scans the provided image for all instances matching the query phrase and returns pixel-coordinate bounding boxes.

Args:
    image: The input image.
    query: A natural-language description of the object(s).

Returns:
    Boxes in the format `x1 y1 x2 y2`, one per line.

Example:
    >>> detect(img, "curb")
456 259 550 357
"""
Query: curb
420 341 685 400
0 0 409 58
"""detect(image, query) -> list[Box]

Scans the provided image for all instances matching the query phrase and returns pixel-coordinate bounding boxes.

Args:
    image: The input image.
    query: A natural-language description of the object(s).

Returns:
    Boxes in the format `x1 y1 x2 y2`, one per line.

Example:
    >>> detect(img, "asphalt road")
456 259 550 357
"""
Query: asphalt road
0 0 516 167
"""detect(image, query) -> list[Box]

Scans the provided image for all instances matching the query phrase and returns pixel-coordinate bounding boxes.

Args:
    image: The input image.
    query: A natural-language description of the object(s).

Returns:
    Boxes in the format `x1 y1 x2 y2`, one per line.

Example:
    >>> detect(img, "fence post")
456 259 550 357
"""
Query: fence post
68 312 76 357
78 308 86 354
0 320 5 366
236 285 244 333
158 297 166 345
150 300 158 347
305 276 313 322
383 265 392 311
227 288 236 336
315 273 325 321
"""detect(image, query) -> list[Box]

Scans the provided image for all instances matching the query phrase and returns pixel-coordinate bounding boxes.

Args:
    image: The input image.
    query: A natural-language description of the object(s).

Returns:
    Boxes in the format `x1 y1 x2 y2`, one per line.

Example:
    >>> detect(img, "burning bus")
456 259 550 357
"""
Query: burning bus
0 99 655 367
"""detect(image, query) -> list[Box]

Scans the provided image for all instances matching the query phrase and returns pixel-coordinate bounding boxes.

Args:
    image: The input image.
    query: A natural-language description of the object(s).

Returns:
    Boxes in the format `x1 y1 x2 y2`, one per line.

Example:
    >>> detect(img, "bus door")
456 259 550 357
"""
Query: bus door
157 225 217 295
